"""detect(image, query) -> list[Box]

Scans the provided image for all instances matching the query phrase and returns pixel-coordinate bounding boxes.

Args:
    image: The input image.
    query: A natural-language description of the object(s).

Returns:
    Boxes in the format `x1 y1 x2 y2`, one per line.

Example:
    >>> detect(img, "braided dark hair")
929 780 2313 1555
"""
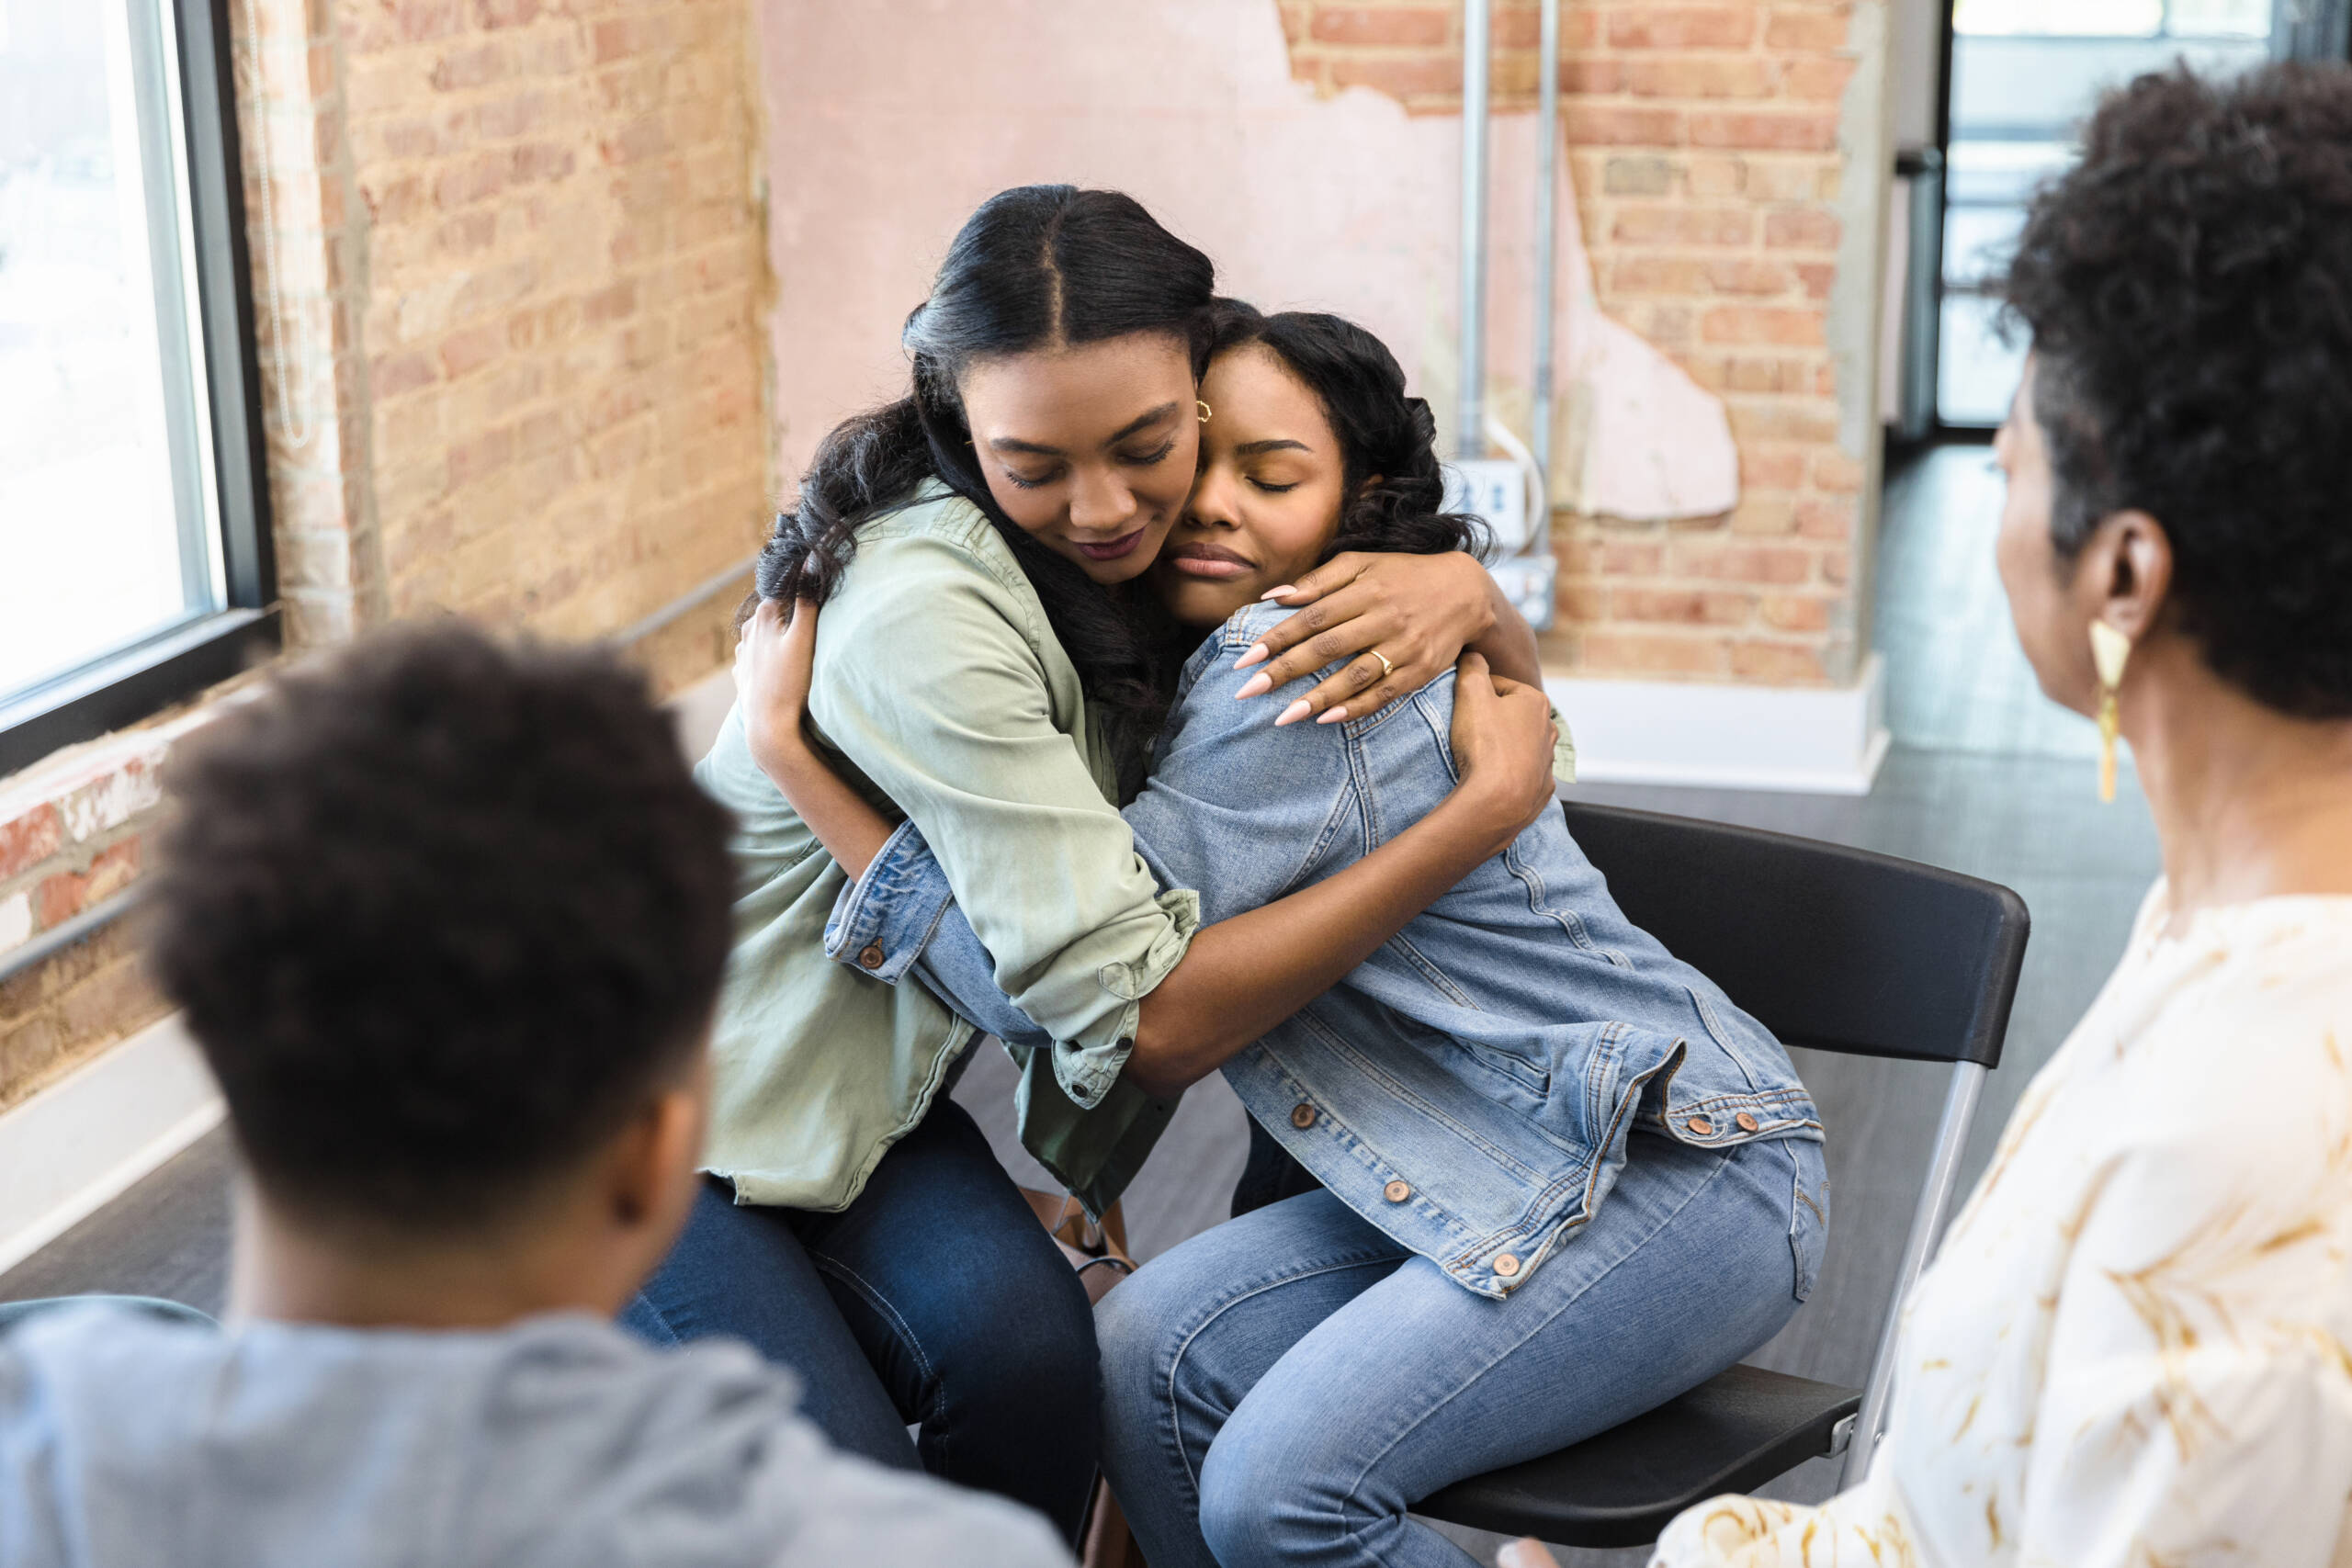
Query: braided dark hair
1204 301 1489 563
756 186 1216 723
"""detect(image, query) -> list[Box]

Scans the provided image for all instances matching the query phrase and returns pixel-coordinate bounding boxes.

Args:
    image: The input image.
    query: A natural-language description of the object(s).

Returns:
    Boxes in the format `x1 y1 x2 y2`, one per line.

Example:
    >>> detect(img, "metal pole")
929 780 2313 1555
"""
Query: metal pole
1457 0 1491 459
1842 1058 1987 1487
1530 0 1559 522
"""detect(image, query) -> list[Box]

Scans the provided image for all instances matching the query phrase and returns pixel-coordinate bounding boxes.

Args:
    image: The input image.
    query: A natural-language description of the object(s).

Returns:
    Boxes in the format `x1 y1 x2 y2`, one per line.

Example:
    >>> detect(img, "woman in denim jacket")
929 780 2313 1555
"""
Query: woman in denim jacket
742 304 1831 1568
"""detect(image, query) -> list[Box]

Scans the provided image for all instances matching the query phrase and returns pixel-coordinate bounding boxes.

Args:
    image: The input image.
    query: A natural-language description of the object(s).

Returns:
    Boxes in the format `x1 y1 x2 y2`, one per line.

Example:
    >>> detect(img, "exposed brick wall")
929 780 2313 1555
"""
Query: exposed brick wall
339 0 768 637
0 0 768 1109
0 711 216 1111
1278 0 1882 685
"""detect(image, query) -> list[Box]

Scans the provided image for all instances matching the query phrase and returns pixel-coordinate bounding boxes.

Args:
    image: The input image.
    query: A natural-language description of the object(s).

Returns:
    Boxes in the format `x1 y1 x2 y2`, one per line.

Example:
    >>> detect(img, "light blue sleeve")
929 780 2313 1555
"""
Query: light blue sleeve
824 819 1064 1055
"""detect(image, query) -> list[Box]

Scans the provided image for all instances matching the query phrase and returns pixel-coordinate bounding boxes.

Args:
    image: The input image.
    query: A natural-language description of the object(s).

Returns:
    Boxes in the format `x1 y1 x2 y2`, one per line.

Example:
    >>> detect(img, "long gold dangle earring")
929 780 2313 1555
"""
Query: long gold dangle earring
2090 620 2132 803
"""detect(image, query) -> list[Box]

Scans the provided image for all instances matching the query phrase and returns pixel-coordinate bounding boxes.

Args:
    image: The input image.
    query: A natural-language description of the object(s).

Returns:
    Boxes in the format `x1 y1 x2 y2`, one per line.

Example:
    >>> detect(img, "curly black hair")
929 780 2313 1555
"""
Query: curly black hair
1205 301 1491 564
149 626 737 1230
2003 62 2352 718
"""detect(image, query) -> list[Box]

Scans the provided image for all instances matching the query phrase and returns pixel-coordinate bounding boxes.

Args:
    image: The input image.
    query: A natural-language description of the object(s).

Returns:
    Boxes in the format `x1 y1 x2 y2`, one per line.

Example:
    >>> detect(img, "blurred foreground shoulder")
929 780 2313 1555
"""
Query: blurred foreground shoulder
768 1416 1075 1568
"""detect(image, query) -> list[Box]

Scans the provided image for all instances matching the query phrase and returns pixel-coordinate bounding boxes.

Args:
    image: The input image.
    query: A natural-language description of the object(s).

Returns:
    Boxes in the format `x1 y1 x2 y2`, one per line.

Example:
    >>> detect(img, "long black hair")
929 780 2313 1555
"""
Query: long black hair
1205 302 1489 562
756 186 1216 725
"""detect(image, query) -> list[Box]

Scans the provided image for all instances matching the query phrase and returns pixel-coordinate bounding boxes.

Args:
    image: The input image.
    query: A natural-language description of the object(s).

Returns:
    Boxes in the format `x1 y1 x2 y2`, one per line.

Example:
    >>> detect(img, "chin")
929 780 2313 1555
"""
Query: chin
1163 581 1253 629
1069 552 1159 587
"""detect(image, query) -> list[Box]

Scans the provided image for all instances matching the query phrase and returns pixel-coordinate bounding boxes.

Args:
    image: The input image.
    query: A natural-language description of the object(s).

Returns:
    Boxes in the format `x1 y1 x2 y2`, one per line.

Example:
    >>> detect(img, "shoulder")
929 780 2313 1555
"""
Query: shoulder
763 1416 1073 1567
822 491 1044 660
846 482 1021 585
2077 902 2352 1242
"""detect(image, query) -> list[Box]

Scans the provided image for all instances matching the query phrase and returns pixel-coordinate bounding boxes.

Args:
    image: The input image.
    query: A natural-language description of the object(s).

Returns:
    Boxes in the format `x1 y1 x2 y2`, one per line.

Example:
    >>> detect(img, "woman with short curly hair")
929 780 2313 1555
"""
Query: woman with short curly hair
1644 61 2352 1568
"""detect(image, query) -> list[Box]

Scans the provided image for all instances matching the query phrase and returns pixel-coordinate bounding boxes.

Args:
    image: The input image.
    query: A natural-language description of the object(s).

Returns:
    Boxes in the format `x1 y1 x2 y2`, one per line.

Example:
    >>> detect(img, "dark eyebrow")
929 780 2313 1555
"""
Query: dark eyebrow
988 401 1182 457
1234 438 1312 457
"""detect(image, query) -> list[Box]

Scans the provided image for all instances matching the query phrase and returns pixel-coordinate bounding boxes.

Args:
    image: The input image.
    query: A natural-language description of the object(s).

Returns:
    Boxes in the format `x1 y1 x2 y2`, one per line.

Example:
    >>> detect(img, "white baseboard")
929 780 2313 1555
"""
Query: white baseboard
1546 653 1891 795
0 1014 224 1279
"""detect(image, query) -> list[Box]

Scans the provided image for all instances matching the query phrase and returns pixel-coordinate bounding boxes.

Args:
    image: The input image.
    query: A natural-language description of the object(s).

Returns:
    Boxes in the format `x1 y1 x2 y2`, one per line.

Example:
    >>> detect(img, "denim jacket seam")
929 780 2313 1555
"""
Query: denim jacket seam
1670 1086 1816 1111
1689 986 1767 1090
1291 1011 1549 1182
1385 932 1481 1010
1504 840 1623 964
1439 1161 1591 1275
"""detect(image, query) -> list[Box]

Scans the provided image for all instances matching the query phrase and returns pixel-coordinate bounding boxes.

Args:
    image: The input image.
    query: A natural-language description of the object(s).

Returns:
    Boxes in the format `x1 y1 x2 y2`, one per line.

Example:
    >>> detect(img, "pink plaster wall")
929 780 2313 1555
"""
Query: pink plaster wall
753 0 1736 523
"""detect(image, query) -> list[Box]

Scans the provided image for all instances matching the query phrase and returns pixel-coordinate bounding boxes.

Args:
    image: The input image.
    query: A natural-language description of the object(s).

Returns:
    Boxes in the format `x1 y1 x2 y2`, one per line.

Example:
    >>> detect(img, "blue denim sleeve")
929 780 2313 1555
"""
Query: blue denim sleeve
823 820 1058 1053
1116 607 1358 925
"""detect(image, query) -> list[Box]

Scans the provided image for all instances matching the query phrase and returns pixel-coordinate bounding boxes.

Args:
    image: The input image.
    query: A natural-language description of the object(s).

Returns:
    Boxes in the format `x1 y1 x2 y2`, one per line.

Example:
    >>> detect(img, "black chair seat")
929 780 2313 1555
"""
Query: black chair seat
1414 1363 1860 1549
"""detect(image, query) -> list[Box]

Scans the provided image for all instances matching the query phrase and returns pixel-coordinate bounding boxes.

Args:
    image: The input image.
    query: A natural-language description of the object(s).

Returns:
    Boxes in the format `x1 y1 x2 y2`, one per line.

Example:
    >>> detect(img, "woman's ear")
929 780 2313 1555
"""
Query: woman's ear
2076 508 2175 642
1358 474 1385 497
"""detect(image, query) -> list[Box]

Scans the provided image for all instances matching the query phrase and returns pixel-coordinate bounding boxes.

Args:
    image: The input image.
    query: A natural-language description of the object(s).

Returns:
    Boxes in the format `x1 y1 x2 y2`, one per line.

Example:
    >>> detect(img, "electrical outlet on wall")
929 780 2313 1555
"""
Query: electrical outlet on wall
1444 458 1555 633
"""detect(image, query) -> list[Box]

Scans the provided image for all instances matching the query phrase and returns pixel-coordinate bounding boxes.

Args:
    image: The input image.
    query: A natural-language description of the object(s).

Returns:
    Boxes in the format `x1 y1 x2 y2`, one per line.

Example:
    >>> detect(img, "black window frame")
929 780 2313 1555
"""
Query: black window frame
0 0 278 779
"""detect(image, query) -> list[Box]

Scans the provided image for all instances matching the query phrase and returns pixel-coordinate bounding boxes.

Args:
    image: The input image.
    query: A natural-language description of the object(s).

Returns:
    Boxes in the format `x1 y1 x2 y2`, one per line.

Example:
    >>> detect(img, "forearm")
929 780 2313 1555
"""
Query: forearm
1123 788 1519 1097
752 731 895 878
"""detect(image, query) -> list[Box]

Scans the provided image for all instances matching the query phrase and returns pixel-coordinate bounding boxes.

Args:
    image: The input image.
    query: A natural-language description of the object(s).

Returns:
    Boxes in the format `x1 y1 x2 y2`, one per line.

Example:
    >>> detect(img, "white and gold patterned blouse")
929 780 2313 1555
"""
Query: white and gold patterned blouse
1653 885 2352 1568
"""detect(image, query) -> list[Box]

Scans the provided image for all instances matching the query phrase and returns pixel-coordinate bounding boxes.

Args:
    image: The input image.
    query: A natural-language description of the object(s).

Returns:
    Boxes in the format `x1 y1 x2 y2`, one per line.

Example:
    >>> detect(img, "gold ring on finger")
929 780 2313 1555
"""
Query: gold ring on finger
1371 649 1394 679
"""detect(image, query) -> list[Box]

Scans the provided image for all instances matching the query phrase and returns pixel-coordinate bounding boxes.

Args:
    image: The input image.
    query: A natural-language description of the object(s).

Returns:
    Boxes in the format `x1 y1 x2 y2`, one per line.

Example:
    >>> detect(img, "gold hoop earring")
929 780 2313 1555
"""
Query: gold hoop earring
1197 400 1213 423
2090 621 2132 803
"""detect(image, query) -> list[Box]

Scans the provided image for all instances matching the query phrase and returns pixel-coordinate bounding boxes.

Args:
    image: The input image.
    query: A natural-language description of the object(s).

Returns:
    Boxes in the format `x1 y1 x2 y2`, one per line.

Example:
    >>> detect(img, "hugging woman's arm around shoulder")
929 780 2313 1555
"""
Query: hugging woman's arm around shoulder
737 594 1559 1100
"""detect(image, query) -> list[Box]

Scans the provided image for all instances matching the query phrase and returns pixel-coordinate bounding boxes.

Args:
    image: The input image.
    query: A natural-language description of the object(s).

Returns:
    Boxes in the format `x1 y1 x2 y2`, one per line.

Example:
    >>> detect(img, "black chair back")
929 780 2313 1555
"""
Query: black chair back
1562 801 2029 1069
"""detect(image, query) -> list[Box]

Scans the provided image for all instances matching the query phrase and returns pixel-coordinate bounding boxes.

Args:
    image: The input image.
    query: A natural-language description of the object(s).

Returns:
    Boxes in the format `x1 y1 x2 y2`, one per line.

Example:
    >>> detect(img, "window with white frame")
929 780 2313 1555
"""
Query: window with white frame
0 0 275 776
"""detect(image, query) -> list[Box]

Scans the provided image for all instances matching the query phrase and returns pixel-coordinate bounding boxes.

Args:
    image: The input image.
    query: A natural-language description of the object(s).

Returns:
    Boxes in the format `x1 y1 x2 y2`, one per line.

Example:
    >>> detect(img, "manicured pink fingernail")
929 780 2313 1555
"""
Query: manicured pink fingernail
1315 706 1349 726
1260 585 1297 601
1274 699 1312 727
1234 671 1272 700
1233 643 1270 671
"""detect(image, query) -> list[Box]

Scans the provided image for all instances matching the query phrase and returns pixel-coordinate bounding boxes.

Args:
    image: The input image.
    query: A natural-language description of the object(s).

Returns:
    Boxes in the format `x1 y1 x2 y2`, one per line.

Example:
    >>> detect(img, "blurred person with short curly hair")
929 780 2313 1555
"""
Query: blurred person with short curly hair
1631 60 2352 1568
0 626 1069 1568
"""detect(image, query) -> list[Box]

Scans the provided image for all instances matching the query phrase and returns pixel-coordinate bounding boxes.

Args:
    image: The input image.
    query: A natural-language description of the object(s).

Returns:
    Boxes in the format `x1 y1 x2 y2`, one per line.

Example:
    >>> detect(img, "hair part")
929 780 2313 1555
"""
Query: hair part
149 625 738 1232
1207 301 1490 563
757 186 1217 727
2002 62 2352 718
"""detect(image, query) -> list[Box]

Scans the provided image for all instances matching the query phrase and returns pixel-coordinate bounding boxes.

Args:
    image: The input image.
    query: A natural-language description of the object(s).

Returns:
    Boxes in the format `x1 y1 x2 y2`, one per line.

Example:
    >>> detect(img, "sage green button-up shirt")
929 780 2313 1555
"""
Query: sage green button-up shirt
694 483 1198 1214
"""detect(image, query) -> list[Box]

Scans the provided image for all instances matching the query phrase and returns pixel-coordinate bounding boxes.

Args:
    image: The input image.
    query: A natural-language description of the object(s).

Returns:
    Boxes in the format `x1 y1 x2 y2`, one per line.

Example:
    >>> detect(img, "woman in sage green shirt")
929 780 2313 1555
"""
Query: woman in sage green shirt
623 186 1560 1541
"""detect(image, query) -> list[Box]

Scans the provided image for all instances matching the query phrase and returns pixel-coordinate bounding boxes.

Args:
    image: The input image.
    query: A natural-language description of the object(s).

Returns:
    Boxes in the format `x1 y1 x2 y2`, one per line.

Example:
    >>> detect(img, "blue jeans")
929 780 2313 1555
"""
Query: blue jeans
1099 1131 1826 1568
623 1098 1100 1542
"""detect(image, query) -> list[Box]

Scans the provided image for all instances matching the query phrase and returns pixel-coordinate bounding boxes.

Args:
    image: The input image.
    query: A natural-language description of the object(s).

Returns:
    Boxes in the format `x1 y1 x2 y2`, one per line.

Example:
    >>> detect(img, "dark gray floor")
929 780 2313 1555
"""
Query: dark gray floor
0 444 2163 1562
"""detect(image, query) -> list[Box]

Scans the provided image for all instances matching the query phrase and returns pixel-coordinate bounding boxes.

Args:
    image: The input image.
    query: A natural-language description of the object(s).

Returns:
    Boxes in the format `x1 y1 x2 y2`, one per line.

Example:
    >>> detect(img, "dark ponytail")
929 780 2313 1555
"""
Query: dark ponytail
1204 302 1489 562
756 186 1216 725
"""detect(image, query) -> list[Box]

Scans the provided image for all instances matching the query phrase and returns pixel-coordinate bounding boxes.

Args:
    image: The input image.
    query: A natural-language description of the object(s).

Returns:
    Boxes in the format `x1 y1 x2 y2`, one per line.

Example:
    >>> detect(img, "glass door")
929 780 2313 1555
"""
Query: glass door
1936 0 2281 426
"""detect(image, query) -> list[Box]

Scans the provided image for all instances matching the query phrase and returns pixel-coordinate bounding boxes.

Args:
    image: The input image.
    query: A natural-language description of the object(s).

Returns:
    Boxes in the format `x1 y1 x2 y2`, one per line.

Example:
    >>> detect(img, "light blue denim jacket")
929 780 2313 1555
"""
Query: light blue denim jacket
826 603 1823 1298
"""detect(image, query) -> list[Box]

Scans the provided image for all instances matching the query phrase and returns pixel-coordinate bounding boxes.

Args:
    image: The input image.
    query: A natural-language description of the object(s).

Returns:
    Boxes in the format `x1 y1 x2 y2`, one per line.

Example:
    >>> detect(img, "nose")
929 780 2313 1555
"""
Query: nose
1068 466 1137 534
1186 464 1242 531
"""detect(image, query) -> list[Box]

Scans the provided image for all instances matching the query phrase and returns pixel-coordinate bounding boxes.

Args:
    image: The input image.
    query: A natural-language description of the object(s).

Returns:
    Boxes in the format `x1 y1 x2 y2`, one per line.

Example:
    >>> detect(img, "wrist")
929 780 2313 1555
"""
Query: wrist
1439 777 1522 855
745 719 813 784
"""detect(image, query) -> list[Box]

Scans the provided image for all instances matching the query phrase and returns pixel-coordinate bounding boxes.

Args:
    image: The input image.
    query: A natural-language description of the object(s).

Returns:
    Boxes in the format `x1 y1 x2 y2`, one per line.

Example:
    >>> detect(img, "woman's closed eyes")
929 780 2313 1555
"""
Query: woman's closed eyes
1003 437 1179 490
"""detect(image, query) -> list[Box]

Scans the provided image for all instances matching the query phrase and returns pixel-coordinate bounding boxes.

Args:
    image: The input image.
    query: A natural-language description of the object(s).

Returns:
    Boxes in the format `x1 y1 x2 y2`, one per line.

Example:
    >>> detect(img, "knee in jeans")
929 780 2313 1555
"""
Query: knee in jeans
935 1260 1099 1416
1196 1422 1340 1568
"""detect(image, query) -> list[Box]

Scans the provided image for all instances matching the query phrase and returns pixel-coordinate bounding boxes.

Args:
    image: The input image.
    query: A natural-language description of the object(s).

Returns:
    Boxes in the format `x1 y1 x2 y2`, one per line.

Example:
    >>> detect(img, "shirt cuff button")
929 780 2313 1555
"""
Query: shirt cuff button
857 944 886 970
1384 1179 1412 1203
